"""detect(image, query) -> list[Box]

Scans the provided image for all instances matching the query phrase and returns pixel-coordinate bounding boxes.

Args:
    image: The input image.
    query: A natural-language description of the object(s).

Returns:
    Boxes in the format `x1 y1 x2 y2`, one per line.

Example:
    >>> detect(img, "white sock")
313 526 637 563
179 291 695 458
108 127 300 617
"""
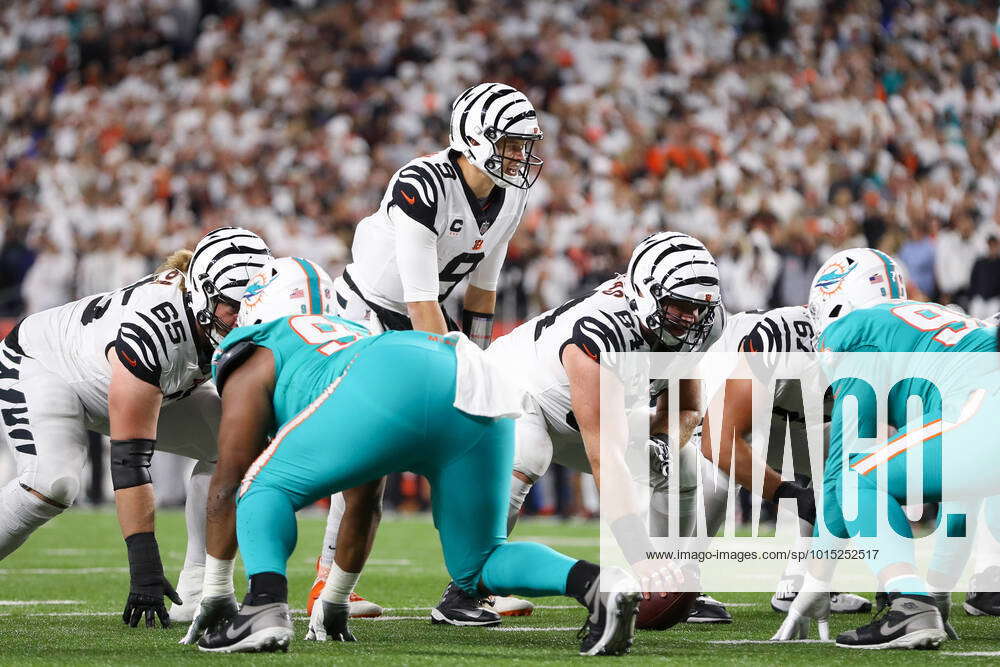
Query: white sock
319 492 346 574
0 480 64 559
507 476 533 535
180 464 211 575
320 561 360 605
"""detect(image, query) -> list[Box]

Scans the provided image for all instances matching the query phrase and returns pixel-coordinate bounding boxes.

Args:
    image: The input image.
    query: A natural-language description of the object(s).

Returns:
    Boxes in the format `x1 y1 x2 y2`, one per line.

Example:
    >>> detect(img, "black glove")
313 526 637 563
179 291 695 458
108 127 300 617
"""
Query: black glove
122 532 183 628
773 481 817 525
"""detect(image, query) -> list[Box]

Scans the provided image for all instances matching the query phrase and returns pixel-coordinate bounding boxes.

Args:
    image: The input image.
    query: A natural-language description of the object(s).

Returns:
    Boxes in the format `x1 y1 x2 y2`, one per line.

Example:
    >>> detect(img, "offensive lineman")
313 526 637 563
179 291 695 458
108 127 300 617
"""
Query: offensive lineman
0 227 270 627
312 82 544 619
429 232 729 625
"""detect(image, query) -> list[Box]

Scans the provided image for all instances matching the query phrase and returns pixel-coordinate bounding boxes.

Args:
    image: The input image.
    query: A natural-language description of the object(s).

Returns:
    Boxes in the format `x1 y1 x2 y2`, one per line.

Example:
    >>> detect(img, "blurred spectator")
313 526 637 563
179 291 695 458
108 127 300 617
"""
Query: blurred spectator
968 236 1000 320
898 221 937 300
935 212 979 306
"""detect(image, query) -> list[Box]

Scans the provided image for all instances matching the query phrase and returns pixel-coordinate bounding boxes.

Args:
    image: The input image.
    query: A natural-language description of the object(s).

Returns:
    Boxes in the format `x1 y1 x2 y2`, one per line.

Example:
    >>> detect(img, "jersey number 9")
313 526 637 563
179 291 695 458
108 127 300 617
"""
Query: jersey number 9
289 315 360 356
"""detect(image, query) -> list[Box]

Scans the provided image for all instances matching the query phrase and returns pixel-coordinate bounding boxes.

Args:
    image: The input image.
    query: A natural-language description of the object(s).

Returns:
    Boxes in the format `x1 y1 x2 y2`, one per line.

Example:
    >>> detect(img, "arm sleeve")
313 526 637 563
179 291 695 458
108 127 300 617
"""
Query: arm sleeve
467 241 509 291
392 205 441 303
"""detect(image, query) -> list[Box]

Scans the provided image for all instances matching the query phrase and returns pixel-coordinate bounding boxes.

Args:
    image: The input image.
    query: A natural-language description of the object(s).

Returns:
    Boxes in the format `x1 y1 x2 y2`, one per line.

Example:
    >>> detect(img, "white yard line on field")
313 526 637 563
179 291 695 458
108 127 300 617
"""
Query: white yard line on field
709 639 832 644
491 626 580 632
0 567 128 575
0 600 84 606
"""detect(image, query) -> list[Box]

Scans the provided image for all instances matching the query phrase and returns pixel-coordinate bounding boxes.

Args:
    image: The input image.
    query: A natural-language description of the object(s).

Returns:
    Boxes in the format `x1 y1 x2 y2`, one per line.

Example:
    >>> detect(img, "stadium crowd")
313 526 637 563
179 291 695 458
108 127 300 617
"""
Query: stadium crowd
2 0 1000 511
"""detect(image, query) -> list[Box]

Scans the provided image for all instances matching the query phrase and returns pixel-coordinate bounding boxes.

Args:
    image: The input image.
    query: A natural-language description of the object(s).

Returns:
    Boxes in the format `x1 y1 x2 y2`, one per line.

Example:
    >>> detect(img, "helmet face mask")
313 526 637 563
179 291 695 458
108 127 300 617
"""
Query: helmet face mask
450 83 543 190
187 227 271 347
625 232 721 352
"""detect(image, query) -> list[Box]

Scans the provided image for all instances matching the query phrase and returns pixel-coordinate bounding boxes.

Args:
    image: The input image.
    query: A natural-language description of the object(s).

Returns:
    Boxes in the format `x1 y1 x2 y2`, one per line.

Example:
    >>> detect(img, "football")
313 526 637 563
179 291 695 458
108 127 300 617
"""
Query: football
636 591 699 631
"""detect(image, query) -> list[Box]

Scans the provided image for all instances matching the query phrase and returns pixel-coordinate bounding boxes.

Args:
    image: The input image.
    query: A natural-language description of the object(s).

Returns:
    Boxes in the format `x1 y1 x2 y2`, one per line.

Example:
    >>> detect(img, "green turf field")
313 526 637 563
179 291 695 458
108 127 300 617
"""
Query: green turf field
1 509 998 664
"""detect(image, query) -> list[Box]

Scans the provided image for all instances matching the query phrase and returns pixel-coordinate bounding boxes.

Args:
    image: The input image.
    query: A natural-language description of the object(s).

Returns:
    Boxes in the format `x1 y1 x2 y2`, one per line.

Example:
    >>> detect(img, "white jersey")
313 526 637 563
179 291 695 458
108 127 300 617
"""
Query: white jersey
707 305 820 478
489 276 721 434
9 269 212 422
343 148 528 315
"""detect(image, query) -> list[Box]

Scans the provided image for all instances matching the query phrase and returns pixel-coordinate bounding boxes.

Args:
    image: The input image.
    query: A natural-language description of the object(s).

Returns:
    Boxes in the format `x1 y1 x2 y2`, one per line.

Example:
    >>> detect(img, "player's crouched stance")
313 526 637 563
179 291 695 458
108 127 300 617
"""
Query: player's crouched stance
182 257 642 656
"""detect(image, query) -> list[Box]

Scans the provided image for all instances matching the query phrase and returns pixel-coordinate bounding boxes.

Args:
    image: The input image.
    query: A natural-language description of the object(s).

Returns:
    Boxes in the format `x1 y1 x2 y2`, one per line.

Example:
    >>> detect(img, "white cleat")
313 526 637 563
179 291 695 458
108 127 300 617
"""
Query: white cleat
348 592 384 618
490 595 534 617
169 563 205 623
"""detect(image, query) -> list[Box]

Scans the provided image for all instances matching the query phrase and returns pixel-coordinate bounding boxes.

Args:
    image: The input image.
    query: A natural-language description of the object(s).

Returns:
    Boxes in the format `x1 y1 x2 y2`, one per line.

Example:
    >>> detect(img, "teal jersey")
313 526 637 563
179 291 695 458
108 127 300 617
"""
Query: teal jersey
818 301 998 478
215 314 376 428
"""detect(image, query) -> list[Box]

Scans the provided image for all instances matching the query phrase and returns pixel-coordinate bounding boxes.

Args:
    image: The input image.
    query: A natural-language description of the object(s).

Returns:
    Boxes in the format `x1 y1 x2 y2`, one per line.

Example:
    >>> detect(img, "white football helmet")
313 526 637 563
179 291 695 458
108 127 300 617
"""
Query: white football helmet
624 232 721 351
187 227 271 345
807 247 906 339
237 256 336 328
449 82 543 189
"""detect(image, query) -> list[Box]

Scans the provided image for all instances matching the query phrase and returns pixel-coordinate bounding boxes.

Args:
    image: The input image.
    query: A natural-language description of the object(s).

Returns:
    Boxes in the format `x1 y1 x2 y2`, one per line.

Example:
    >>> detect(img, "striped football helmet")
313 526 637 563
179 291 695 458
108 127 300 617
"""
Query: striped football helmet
187 227 271 345
624 232 721 351
449 82 543 189
807 247 906 339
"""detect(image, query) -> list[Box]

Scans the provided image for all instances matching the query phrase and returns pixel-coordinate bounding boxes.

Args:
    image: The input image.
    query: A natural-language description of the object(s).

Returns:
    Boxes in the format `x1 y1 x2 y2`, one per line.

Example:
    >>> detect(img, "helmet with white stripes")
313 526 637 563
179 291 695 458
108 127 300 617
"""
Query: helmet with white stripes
187 227 271 345
808 247 906 339
624 232 721 351
237 256 335 328
449 82 543 189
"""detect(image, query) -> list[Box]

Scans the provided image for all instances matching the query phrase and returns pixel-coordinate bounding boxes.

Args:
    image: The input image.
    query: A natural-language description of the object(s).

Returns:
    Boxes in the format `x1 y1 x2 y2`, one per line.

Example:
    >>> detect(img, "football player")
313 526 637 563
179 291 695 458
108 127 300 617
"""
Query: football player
428 232 729 625
697 306 870 614
0 227 270 627
312 82 544 618
773 248 1000 649
181 257 641 657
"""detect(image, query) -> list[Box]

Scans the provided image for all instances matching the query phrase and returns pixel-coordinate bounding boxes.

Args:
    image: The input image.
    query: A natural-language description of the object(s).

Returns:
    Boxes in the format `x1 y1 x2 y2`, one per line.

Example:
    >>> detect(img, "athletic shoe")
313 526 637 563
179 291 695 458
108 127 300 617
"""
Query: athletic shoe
430 582 501 627
929 591 959 640
491 595 534 617
685 594 732 624
306 576 383 618
964 566 1000 616
830 592 872 613
578 567 641 656
168 563 205 623
772 576 870 614
198 601 294 653
836 593 946 650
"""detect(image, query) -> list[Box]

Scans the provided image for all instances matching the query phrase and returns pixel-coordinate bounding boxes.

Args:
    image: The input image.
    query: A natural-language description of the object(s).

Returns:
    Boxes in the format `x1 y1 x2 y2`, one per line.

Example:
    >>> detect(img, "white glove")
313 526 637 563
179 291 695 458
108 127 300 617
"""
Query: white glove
179 594 238 645
305 600 355 641
771 589 830 641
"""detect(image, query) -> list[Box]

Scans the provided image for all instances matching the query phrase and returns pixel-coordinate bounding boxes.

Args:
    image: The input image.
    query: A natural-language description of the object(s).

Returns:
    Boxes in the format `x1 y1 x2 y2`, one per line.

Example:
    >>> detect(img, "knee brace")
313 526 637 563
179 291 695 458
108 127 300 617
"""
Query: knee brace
110 438 156 490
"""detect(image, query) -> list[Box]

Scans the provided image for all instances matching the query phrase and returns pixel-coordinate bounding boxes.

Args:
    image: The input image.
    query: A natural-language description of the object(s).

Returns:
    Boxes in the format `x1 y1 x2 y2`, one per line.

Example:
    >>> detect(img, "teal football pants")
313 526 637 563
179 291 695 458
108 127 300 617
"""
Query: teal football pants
236 332 576 596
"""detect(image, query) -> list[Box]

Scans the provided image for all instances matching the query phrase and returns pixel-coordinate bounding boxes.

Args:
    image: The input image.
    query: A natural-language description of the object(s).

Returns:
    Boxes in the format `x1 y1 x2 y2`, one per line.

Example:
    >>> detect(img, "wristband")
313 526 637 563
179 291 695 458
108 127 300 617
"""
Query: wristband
202 554 236 597
462 309 494 350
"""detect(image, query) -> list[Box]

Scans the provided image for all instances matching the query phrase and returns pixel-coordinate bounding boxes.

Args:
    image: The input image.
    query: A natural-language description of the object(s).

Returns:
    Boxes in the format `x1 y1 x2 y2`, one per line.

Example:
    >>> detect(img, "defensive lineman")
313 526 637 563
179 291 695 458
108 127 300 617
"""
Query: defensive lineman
181 257 641 656
314 82 544 619
0 227 269 627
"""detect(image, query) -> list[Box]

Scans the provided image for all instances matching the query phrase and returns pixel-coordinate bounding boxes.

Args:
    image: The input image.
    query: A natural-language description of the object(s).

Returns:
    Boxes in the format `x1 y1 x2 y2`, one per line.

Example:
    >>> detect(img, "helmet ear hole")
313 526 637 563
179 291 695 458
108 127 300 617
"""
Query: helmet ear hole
829 304 842 318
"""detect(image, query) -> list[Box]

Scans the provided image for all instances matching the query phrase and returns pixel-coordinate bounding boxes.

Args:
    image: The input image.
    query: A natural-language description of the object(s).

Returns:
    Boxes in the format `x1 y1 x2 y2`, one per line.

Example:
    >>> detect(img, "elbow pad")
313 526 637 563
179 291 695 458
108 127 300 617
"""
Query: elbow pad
462 309 494 350
110 438 156 491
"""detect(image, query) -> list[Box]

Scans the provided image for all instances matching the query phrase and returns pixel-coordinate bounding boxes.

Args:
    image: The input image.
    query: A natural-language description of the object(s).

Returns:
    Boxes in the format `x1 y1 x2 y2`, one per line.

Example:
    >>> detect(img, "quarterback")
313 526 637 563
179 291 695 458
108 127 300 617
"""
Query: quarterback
0 227 270 627
181 257 641 657
316 81 544 620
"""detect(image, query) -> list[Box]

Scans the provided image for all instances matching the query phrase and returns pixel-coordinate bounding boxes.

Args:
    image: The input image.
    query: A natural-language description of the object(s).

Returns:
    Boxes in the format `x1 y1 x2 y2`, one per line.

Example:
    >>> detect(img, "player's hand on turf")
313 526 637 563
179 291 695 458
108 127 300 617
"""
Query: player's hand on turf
122 577 182 628
771 590 830 641
179 594 239 645
305 600 356 641
632 559 683 601
122 532 183 628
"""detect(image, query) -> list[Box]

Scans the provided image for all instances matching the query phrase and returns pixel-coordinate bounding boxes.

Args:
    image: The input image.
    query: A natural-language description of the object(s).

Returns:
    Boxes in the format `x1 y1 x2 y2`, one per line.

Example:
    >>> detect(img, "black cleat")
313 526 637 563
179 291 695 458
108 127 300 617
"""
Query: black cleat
965 567 1000 616
685 594 732 624
198 601 293 653
430 582 501 627
836 593 946 650
578 567 641 656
